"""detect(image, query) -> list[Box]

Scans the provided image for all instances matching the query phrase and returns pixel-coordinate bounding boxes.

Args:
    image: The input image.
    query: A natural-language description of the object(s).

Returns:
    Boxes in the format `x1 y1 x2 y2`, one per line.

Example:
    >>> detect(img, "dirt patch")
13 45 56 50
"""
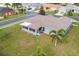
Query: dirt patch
54 44 65 56
19 38 36 48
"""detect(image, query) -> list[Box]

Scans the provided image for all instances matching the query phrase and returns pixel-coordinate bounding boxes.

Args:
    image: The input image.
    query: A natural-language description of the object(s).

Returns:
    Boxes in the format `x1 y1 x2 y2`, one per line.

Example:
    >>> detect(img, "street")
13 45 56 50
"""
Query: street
0 11 79 29
0 12 38 28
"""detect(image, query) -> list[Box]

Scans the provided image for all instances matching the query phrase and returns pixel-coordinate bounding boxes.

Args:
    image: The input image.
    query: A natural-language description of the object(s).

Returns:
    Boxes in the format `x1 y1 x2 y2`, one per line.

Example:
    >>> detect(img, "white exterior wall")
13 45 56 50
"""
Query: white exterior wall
21 27 40 35
21 25 72 35
44 27 53 34
65 7 79 13
58 4 79 13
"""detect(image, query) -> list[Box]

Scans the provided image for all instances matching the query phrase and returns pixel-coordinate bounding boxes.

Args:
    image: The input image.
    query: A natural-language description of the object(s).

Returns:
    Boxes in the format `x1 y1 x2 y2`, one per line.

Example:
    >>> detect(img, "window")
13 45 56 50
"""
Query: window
29 28 35 32
23 26 28 30
72 10 74 12
28 8 32 10
37 27 45 33
39 27 45 31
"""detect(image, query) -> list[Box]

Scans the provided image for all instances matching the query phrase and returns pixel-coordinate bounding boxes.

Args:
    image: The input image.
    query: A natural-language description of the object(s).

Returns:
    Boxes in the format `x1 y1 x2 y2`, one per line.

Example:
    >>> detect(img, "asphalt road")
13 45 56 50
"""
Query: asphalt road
0 11 78 29
0 12 38 27
73 18 79 21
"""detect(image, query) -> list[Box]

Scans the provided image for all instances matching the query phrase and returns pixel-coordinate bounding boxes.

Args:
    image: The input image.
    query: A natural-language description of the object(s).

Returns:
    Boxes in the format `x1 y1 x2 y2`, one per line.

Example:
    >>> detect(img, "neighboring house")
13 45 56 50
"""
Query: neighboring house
64 4 79 13
55 4 79 16
42 3 62 11
26 3 41 12
0 3 5 7
26 3 62 12
20 15 73 35
0 7 15 17
22 3 27 13
0 3 12 8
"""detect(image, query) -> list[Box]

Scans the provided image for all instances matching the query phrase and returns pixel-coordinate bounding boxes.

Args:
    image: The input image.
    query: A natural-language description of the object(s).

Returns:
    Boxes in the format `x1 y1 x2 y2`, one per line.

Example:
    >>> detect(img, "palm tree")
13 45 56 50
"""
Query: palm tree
67 10 73 16
49 29 66 47
12 3 22 14
21 3 26 14
5 3 11 8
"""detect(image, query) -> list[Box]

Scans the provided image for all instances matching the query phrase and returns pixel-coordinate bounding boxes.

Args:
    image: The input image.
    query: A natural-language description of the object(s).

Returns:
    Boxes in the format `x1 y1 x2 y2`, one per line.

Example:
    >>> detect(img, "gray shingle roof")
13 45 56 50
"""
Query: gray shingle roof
25 15 72 31
0 7 14 14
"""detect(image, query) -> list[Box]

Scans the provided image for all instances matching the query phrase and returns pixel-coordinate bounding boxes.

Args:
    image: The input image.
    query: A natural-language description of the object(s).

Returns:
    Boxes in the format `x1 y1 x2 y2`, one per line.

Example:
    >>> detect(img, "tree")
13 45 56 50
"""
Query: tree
49 29 65 47
5 3 11 8
74 3 79 6
21 4 27 14
39 6 45 15
67 10 73 16
12 3 22 14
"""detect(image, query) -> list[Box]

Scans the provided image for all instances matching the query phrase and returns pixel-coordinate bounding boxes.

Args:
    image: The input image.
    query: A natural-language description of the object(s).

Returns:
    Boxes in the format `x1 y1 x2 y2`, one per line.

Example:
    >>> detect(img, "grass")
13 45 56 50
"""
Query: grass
0 24 79 55
0 13 26 21
72 22 79 26
64 13 79 18
46 10 58 15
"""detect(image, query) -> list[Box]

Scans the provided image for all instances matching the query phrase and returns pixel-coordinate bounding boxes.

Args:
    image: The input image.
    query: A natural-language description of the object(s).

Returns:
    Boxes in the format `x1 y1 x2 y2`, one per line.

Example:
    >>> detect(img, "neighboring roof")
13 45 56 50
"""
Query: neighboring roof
65 4 79 9
26 3 41 8
59 4 79 11
21 15 72 31
0 7 14 14
42 3 62 9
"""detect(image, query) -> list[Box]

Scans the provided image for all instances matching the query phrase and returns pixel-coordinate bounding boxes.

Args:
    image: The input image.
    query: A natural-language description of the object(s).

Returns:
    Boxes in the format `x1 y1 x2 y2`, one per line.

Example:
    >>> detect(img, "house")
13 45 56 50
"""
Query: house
55 4 79 16
0 3 5 7
22 3 62 13
20 15 73 35
25 3 41 12
63 4 79 13
42 3 62 11
0 7 15 17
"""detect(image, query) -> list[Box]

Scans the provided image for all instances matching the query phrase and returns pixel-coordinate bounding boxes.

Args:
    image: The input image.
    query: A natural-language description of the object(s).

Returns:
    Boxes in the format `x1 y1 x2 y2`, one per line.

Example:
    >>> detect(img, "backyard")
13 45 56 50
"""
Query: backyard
0 13 26 21
0 24 79 56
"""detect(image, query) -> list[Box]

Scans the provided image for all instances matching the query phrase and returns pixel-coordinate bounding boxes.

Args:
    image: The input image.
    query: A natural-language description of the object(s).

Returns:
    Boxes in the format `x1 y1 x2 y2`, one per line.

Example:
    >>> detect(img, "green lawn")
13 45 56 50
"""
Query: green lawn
46 10 58 15
64 13 79 18
0 13 26 21
72 22 79 26
0 24 79 56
